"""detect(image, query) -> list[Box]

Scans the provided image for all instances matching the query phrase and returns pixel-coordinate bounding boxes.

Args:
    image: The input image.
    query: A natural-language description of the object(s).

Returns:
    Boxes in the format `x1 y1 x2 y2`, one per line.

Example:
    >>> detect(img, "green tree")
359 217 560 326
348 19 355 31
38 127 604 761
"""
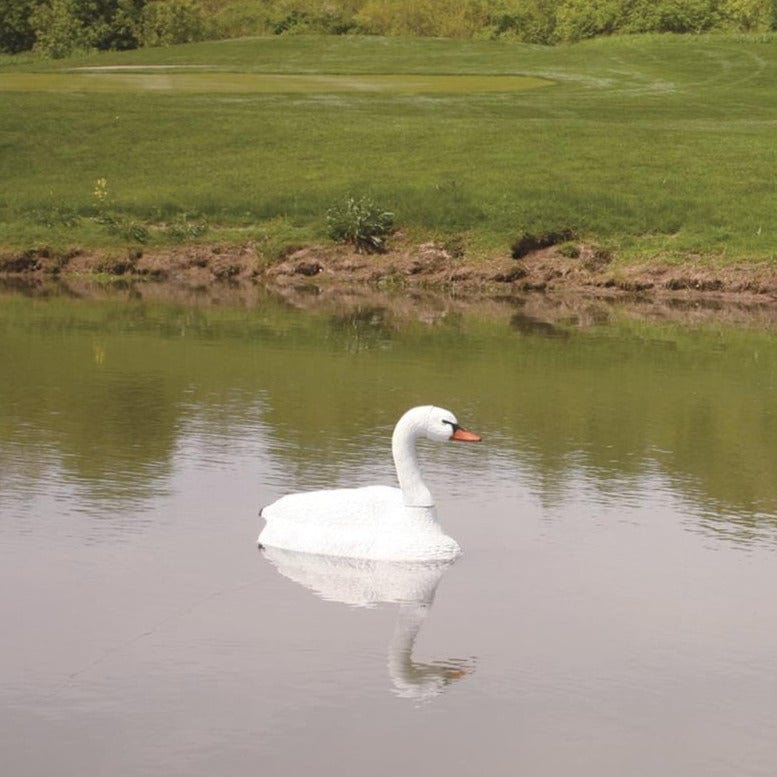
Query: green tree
30 0 146 57
355 0 491 37
91 0 147 50
31 0 91 57
140 0 208 45
556 0 622 41
718 0 777 30
0 0 36 53
266 0 362 34
650 0 721 33
487 0 559 43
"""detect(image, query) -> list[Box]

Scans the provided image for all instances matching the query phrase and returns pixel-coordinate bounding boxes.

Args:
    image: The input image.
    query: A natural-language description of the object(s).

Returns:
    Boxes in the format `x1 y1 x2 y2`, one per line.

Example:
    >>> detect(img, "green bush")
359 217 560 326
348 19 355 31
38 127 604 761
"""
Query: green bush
326 196 394 253
487 0 559 43
651 0 720 33
208 3 273 38
718 0 777 31
140 0 208 46
29 0 145 57
30 0 91 57
96 0 146 50
96 211 150 242
556 0 623 41
268 0 361 34
164 213 209 241
0 0 35 53
355 0 491 37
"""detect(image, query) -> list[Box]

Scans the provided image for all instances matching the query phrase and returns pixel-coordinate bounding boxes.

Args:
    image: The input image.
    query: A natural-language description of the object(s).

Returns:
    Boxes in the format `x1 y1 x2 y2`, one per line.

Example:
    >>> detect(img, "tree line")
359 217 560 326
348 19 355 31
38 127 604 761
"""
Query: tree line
1 0 207 55
3 0 776 58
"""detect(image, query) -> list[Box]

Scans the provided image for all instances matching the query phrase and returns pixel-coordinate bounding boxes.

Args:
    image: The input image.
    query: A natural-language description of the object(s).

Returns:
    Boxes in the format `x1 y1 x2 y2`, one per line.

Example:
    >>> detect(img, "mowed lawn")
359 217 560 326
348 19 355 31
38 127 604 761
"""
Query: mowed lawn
1 33 776 262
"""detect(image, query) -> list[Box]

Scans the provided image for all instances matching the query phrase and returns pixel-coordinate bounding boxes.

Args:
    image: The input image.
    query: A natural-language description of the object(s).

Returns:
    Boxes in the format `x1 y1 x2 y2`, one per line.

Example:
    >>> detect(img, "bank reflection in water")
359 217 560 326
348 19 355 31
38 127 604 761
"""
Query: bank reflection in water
3 285 777 540
261 547 475 701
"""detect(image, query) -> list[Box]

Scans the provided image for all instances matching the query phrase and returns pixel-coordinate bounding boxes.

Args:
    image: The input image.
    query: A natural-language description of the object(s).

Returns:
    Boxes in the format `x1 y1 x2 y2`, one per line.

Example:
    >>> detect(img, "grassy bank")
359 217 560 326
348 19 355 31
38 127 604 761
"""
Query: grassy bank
1 33 777 267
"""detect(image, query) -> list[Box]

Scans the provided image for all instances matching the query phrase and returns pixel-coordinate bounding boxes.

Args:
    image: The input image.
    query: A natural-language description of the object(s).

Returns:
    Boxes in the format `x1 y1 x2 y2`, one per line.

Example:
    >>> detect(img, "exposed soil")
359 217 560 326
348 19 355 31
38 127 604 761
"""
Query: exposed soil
2 239 777 305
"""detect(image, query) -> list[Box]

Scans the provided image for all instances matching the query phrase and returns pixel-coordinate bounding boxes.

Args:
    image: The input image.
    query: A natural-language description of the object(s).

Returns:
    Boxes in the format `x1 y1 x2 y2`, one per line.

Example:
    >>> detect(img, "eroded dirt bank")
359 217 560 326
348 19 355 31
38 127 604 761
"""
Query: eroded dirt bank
2 239 777 304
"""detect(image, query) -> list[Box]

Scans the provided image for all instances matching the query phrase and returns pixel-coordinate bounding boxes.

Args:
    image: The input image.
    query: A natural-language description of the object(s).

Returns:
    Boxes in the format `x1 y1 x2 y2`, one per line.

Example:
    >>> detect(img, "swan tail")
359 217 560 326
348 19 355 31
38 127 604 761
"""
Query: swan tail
257 504 271 548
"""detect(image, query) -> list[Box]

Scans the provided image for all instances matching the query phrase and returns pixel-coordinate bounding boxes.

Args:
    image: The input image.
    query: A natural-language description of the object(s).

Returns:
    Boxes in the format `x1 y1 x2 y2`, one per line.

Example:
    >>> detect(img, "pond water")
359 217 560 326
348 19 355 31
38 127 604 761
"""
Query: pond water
2 282 777 777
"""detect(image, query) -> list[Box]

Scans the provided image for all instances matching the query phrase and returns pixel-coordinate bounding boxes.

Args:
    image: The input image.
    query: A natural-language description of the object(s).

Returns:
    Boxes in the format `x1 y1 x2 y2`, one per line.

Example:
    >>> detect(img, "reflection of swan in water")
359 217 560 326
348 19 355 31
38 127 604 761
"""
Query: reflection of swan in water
262 546 475 701
387 599 474 701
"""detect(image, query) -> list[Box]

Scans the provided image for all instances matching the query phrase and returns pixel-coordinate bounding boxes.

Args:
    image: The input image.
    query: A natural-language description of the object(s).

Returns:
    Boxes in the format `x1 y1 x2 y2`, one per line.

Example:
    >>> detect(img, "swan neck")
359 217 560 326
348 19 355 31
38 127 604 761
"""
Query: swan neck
389 601 430 666
392 421 433 507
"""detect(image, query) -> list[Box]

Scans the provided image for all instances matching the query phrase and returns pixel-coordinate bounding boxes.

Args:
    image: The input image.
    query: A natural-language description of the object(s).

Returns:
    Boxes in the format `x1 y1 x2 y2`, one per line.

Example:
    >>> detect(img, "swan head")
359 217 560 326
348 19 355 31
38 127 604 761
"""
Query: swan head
392 406 481 509
398 405 482 444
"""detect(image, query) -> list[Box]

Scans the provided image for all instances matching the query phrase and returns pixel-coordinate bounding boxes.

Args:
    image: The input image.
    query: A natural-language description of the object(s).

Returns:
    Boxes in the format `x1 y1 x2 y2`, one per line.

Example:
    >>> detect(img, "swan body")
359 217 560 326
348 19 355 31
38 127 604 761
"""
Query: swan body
257 405 481 562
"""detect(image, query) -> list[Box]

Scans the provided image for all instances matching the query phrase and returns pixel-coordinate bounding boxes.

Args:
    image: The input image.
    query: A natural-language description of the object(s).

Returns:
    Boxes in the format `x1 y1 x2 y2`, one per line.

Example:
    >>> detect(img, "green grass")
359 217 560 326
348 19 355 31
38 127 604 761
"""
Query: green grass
1 33 777 263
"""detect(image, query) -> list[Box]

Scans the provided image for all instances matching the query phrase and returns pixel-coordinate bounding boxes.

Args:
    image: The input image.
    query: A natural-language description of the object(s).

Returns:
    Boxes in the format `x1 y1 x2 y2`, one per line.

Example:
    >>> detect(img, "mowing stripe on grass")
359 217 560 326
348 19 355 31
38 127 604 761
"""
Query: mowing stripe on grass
0 72 553 95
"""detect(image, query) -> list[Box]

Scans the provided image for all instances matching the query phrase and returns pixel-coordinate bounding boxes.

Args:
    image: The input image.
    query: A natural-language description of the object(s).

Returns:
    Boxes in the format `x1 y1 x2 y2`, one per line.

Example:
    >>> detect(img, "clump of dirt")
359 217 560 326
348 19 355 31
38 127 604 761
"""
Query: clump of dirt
0 246 82 274
134 244 260 283
1 243 261 286
511 229 577 259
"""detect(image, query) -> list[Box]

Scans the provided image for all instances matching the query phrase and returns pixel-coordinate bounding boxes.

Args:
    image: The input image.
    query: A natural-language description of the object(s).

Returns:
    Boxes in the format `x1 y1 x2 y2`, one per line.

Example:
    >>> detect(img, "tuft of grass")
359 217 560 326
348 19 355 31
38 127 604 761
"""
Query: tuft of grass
32 204 81 229
163 213 209 242
557 241 581 259
326 195 394 253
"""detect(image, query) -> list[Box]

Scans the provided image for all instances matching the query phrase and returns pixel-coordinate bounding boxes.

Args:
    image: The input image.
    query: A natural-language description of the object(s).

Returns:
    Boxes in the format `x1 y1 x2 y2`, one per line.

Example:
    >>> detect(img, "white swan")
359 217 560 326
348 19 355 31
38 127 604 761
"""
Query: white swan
257 405 481 562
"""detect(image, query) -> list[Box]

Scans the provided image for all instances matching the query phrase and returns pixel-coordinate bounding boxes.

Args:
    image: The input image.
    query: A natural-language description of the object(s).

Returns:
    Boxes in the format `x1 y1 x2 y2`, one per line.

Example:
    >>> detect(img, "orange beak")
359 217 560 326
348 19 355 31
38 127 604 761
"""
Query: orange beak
451 426 482 442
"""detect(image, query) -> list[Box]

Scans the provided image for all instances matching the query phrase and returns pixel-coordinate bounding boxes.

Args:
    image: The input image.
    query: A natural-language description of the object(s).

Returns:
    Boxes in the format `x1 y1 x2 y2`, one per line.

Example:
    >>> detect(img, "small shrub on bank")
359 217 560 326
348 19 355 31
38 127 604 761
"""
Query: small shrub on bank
96 211 150 243
326 196 394 253
91 177 149 243
32 203 80 228
164 213 208 241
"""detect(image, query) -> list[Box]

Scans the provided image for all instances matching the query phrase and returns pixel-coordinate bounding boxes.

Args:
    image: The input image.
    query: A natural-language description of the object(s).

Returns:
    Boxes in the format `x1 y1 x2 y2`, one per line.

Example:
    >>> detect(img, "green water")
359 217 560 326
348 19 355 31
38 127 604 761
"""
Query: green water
3 282 777 777
2 285 776 534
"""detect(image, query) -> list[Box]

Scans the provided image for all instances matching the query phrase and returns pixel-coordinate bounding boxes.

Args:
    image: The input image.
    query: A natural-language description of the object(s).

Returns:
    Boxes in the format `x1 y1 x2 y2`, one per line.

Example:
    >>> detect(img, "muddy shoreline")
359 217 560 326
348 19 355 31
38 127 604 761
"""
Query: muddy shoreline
3 240 777 308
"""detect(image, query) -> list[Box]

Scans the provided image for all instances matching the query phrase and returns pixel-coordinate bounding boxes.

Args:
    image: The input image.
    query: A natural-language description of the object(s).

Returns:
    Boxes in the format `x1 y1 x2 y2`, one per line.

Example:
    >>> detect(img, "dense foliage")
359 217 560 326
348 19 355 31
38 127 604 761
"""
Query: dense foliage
1 0 210 56
3 0 777 57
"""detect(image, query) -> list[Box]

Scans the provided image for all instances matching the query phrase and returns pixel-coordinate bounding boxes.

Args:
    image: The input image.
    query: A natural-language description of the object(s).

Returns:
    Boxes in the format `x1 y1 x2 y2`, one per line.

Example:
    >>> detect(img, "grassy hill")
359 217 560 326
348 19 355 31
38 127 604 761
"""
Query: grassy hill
1 33 776 266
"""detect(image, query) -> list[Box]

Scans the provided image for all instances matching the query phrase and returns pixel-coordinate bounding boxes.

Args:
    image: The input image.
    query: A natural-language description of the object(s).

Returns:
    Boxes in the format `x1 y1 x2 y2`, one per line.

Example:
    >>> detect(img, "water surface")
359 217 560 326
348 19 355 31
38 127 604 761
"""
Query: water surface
2 283 777 777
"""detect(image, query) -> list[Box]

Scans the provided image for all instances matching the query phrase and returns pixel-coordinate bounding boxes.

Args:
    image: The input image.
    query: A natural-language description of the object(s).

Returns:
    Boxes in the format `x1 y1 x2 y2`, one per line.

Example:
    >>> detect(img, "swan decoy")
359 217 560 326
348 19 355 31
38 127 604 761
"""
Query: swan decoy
257 405 481 561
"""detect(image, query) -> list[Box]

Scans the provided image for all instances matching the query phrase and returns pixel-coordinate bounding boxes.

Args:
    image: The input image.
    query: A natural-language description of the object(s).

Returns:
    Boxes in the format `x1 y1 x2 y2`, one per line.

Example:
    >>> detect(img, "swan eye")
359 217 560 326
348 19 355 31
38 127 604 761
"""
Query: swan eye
441 419 459 431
